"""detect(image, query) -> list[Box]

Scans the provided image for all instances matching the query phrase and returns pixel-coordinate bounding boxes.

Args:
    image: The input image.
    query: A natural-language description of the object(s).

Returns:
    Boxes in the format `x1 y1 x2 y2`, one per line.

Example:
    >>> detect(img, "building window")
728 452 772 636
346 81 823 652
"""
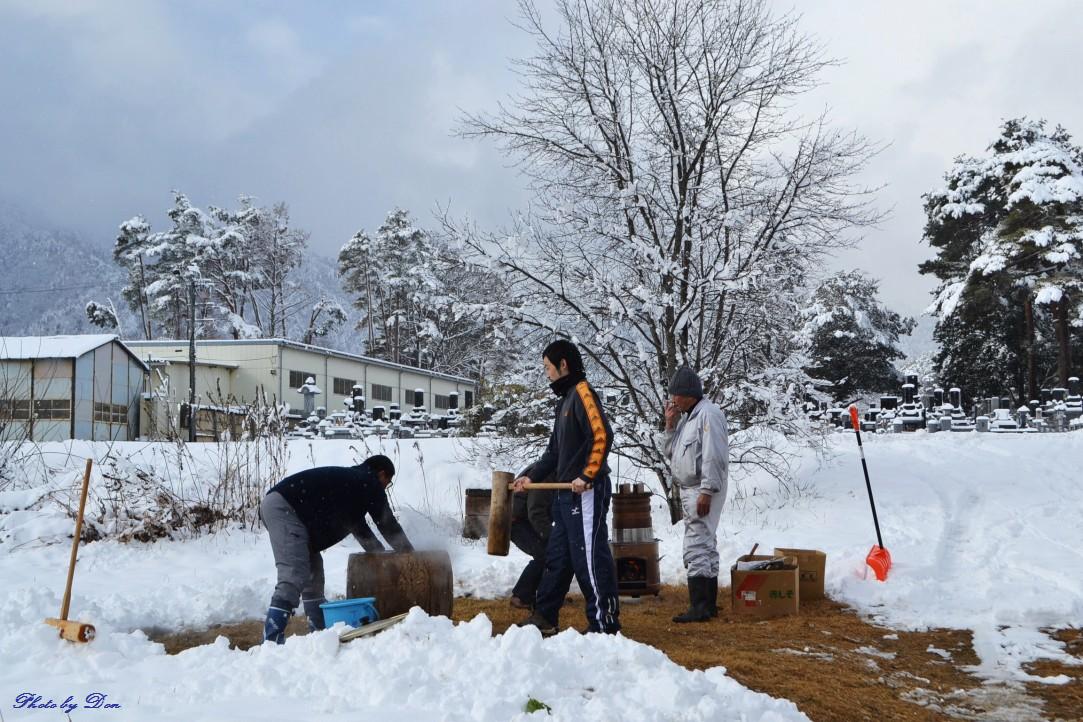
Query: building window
333 377 356 396
434 394 450 410
34 399 71 420
371 384 393 402
93 402 128 423
0 399 31 420
289 370 316 389
465 390 474 408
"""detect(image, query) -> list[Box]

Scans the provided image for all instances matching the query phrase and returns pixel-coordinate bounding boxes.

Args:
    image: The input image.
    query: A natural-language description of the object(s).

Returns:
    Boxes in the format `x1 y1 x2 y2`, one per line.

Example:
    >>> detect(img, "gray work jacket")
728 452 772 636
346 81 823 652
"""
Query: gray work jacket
662 398 729 497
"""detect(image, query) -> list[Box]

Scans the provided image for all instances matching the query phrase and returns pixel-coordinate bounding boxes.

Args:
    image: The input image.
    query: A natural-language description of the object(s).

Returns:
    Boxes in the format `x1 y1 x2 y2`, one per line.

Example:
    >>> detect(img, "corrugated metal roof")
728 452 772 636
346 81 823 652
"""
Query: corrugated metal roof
0 335 150 372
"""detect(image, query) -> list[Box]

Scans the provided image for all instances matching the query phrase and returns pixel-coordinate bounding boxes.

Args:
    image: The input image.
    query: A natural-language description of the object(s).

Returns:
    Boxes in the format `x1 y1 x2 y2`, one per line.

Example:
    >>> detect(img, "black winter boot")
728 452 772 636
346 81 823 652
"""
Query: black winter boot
706 576 719 617
673 577 711 623
516 611 558 637
302 597 327 632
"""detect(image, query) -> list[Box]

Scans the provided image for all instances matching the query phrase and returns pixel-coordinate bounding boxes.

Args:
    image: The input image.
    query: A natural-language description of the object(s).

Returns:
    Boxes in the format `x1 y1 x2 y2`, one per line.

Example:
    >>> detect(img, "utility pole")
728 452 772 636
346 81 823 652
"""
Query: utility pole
188 279 197 443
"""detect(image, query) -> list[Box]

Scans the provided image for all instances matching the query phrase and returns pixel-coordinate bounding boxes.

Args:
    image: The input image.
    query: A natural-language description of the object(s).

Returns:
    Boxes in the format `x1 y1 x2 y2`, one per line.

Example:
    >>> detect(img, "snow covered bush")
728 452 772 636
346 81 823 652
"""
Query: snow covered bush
76 433 286 543
0 392 290 542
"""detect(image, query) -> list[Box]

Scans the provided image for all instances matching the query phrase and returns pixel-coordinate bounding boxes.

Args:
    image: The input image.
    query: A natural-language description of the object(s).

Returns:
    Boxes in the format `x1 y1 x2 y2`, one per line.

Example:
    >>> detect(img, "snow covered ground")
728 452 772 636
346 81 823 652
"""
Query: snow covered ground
1 431 1081 720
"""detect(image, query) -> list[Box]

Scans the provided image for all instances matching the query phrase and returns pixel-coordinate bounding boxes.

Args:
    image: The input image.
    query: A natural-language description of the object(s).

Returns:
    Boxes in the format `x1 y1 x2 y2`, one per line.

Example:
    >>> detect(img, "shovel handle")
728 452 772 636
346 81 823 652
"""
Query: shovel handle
848 406 885 550
60 459 93 621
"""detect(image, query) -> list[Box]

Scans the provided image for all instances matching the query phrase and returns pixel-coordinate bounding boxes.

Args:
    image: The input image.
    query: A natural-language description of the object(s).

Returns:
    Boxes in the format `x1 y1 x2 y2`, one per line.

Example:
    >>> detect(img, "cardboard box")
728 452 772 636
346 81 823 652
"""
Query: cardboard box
730 554 799 619
774 548 827 601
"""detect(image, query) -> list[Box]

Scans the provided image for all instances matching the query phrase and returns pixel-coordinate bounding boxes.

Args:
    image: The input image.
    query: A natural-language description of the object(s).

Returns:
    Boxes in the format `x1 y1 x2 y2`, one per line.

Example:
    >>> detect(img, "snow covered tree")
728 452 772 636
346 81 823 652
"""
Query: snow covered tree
339 210 515 378
368 209 439 367
193 202 263 339
142 192 207 339
239 201 308 338
84 300 119 330
339 209 439 366
113 216 155 339
338 209 430 364
801 271 914 401
450 0 882 491
338 228 380 352
97 193 317 343
922 118 1083 398
302 297 348 345
437 253 521 379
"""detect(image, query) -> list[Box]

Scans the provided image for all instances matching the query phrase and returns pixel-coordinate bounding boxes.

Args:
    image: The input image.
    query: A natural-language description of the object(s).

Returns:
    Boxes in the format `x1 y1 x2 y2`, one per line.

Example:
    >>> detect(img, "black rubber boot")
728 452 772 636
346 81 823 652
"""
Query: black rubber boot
673 577 711 623
303 597 327 632
706 576 719 618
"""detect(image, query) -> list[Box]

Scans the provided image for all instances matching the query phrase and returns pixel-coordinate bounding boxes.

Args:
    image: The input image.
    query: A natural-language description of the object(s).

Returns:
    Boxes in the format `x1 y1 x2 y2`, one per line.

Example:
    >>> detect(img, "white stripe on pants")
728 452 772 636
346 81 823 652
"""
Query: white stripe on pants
580 487 602 629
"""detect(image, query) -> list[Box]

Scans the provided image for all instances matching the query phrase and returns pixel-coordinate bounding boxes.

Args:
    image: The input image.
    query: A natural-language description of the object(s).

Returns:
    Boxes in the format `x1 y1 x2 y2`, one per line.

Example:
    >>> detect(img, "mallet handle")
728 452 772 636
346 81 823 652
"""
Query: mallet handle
508 482 579 490
60 458 93 621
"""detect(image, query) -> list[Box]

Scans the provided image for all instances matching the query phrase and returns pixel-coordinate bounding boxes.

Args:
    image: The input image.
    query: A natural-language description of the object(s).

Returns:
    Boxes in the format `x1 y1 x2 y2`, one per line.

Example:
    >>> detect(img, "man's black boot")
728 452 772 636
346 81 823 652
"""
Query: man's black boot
706 576 719 618
673 577 711 623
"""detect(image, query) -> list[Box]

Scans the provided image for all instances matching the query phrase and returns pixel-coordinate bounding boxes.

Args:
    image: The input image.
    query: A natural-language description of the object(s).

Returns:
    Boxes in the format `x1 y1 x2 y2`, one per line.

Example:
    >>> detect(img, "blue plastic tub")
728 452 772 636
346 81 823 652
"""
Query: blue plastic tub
320 597 379 628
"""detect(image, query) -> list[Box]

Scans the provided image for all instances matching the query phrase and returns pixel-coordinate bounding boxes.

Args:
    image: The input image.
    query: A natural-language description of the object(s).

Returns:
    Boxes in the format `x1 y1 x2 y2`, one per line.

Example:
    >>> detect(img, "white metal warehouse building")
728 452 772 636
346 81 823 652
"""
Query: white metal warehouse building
124 338 478 422
0 335 148 442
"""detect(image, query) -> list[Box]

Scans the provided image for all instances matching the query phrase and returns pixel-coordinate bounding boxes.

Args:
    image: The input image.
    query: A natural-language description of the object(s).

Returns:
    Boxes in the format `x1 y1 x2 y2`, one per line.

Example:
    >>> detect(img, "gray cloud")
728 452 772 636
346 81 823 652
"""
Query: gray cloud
1 0 1080 321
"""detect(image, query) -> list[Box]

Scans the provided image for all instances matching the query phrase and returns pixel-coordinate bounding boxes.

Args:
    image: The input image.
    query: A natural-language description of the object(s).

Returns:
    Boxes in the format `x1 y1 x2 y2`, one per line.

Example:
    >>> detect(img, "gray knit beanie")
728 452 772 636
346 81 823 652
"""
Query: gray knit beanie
668 366 703 399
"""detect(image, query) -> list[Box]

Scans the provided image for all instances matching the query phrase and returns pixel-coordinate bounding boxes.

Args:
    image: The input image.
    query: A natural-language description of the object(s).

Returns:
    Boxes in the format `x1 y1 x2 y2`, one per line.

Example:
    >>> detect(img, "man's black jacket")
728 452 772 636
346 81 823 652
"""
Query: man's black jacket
527 371 612 485
269 464 413 553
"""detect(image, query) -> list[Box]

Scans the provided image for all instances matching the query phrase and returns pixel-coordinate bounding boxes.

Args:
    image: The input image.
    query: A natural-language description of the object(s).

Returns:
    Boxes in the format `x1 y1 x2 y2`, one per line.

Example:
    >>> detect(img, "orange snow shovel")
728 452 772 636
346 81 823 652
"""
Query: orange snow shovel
848 406 892 581
44 458 96 643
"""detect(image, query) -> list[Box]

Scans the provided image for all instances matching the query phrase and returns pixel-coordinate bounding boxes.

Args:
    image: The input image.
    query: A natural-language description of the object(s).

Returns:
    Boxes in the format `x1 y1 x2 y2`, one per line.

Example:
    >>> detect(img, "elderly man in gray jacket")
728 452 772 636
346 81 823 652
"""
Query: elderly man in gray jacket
663 366 729 623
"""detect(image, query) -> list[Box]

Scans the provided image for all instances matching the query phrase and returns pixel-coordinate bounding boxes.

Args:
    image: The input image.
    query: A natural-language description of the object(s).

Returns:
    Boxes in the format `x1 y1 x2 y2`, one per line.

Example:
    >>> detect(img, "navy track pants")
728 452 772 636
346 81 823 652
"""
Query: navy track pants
534 482 621 634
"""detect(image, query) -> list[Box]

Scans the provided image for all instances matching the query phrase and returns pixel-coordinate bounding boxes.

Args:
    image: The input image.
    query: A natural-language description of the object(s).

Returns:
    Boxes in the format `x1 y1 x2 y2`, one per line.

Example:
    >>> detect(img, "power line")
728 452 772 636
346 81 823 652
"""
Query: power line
0 282 109 296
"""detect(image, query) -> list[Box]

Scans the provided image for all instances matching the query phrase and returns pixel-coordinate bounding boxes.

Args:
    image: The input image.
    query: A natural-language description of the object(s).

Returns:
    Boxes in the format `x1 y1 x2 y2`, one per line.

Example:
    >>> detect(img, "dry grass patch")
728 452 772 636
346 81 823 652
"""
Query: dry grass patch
1023 628 1083 722
146 586 1078 721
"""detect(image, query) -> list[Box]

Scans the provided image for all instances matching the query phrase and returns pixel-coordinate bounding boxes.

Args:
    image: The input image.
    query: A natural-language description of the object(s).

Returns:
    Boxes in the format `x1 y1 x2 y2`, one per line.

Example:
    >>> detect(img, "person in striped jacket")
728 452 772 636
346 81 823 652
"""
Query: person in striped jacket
513 340 621 635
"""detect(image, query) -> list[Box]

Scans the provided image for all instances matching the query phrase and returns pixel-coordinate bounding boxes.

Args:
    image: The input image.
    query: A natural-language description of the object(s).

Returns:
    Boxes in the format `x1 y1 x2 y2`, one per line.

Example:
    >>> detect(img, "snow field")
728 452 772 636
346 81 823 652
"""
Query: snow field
1 431 1081 720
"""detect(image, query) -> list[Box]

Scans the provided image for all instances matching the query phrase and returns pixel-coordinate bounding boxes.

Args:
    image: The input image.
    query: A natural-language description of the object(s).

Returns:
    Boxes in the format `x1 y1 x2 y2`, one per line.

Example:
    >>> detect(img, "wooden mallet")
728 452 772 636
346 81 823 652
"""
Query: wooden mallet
45 458 96 644
486 470 576 556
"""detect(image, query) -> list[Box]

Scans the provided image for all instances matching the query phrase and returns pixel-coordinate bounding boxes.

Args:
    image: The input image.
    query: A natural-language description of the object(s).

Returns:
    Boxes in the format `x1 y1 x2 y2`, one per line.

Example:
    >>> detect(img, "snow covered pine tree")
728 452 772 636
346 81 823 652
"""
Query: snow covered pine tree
922 118 1083 398
800 271 915 402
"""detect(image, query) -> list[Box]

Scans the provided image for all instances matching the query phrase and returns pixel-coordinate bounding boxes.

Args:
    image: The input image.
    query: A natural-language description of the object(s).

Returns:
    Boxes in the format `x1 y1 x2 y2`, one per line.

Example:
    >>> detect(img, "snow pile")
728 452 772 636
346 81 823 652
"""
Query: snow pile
1 432 1082 718
1 607 805 721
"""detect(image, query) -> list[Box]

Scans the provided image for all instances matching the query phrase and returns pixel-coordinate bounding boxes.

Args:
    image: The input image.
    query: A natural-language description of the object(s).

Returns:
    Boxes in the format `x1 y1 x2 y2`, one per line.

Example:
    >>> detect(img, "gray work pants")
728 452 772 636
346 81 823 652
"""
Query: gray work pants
261 491 325 611
679 486 723 577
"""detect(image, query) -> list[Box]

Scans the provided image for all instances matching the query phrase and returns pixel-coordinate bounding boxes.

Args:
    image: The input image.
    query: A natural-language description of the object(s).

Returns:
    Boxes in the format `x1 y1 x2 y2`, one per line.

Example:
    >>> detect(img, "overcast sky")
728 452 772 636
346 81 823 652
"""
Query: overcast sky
1 0 1080 317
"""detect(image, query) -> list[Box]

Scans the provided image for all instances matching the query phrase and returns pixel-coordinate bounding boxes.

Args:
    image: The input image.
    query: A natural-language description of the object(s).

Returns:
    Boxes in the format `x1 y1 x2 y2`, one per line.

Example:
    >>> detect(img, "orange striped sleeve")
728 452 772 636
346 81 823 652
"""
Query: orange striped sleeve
575 381 608 480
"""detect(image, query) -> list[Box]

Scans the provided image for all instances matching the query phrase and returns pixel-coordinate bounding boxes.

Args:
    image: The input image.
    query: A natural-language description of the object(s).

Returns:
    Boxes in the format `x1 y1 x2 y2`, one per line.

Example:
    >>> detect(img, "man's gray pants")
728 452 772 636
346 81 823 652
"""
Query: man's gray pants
679 486 722 577
261 491 325 611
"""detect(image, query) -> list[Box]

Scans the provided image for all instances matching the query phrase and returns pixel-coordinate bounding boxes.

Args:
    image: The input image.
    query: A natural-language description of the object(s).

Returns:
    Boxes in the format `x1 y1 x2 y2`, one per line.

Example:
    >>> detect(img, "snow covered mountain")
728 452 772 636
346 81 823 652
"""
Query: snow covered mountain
0 200 362 352
0 201 121 336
